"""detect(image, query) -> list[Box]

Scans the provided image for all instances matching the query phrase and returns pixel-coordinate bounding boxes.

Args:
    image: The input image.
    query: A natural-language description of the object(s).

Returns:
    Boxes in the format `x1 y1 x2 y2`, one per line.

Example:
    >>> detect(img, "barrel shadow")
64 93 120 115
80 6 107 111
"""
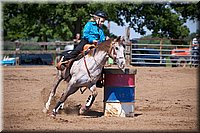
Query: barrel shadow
85 110 104 118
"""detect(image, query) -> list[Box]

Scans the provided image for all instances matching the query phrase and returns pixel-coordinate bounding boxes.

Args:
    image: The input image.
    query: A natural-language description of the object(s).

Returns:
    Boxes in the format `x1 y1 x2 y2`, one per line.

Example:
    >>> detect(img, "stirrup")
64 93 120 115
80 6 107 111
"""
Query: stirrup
56 60 72 71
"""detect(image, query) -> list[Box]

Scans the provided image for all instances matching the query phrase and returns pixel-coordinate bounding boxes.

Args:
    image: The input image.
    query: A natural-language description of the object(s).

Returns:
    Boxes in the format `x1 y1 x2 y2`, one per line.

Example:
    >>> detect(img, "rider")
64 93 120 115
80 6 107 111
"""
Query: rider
57 10 108 70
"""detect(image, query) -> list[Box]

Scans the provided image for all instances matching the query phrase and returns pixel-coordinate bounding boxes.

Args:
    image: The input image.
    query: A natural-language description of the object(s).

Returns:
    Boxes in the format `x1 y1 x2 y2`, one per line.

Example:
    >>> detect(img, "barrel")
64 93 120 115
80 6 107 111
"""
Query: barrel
103 67 137 117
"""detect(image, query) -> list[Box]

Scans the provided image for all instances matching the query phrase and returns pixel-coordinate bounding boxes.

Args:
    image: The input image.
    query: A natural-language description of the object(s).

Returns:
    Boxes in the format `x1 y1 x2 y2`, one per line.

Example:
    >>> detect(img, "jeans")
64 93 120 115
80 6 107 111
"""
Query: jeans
62 39 89 61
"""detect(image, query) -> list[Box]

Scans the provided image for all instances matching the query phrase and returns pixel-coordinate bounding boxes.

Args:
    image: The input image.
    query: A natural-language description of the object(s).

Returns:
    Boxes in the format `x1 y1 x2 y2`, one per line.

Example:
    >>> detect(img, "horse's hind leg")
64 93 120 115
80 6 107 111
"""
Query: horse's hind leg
79 84 98 115
43 75 63 113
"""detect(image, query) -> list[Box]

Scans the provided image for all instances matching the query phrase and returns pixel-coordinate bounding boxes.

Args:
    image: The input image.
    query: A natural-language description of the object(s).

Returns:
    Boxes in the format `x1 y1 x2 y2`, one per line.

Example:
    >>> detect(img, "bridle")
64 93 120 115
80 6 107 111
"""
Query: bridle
108 41 125 68
83 40 118 81
108 41 117 61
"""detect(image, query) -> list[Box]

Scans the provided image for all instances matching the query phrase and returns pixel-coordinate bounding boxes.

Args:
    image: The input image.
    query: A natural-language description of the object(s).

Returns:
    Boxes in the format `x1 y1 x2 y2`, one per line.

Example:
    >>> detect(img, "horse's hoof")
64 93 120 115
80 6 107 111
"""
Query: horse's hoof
42 107 48 113
79 106 88 115
49 111 56 118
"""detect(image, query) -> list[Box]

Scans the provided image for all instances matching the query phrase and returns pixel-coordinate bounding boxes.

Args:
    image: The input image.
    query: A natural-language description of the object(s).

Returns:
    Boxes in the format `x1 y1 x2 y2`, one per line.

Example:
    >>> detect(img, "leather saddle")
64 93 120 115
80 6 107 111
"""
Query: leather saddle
56 44 96 71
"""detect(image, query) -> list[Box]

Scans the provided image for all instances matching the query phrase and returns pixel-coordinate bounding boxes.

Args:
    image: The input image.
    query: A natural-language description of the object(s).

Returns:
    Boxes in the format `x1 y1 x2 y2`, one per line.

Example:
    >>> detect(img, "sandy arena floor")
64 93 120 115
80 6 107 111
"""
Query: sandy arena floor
2 65 199 132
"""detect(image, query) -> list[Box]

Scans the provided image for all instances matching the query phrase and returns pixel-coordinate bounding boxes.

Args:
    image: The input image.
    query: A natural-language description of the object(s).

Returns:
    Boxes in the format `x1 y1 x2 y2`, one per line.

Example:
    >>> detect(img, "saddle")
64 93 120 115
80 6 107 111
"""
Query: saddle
56 44 96 71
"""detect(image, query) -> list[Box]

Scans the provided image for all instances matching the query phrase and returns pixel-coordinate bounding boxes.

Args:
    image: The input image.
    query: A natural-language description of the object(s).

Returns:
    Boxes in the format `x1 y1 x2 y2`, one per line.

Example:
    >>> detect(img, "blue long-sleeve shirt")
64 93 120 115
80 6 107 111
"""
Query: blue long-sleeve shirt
82 21 106 43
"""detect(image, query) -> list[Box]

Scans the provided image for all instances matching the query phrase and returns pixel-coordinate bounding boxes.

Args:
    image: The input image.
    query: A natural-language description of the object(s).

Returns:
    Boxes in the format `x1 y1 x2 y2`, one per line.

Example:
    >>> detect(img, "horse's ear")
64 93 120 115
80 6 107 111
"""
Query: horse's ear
107 38 114 43
109 38 114 41
114 36 121 42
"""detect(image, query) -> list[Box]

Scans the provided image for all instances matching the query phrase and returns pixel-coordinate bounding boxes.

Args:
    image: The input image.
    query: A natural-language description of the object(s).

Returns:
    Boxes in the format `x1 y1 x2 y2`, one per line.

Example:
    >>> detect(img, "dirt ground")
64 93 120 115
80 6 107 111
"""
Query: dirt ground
2 65 199 132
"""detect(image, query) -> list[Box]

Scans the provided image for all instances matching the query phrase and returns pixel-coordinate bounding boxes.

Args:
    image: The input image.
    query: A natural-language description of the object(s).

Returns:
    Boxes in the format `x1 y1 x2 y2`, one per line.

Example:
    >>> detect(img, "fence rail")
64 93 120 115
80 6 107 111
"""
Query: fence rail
130 38 199 67
4 41 75 46
2 40 76 65
2 39 199 67
2 50 67 54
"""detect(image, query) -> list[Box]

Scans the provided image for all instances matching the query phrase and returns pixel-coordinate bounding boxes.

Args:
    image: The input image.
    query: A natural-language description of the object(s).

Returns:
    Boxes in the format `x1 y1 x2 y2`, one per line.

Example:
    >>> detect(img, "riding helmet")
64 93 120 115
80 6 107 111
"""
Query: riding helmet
94 10 108 19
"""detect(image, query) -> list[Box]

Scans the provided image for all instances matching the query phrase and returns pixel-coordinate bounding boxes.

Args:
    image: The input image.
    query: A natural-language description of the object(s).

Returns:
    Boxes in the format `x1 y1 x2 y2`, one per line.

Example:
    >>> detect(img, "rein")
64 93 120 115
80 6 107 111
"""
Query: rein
108 42 117 60
83 56 92 80
83 40 115 80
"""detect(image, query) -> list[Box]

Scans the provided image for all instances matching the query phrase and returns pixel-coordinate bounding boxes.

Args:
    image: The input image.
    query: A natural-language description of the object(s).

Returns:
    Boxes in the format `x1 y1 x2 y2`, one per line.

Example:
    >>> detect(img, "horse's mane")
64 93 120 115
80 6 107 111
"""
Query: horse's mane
96 39 113 53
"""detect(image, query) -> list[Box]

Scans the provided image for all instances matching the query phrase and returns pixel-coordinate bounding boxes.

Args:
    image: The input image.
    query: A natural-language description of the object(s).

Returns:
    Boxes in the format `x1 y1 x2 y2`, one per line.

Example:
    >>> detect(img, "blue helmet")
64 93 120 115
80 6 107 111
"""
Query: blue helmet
94 10 107 19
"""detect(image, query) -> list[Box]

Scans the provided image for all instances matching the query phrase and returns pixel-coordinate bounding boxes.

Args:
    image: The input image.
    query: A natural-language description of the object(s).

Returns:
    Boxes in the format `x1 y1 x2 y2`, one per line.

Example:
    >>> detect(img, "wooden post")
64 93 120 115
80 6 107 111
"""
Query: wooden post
125 42 131 66
15 40 20 65
55 41 61 65
159 39 163 64
125 27 131 66
125 26 130 42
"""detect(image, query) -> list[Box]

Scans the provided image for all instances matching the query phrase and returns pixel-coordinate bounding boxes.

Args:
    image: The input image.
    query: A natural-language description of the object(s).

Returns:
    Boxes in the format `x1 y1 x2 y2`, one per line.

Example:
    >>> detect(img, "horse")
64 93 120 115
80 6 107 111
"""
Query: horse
43 37 126 117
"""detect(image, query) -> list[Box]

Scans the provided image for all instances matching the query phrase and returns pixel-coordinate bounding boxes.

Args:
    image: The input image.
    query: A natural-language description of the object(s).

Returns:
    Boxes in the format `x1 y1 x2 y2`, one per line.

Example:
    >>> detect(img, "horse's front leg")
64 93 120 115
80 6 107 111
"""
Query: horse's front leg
43 74 63 113
51 82 79 117
79 84 98 115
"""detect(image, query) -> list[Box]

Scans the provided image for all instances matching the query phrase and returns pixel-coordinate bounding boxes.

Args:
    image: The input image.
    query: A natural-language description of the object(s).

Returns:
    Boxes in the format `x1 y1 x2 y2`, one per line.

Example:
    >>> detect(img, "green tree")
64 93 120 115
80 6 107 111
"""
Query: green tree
3 2 199 42
117 3 192 39
171 2 200 36
170 2 200 21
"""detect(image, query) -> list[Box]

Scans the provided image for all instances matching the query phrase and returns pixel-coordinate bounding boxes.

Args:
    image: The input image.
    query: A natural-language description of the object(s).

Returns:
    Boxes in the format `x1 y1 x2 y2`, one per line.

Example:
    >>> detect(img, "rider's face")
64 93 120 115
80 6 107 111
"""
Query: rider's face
96 17 105 27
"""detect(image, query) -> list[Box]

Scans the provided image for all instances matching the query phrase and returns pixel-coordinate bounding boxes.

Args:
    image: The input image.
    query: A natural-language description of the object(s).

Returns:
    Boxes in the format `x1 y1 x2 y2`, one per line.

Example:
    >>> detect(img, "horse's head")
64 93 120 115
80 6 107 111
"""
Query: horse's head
109 36 126 69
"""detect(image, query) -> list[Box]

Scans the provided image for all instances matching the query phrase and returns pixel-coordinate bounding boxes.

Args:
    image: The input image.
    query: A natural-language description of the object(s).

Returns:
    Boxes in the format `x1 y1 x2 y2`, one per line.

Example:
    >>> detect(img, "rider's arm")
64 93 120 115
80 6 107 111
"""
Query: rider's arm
83 22 96 43
99 27 106 43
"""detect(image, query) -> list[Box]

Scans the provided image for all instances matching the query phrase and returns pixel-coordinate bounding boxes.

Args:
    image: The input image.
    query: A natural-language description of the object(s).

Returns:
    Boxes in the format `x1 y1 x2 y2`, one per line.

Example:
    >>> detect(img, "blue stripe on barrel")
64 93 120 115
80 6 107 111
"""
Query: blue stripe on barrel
104 87 135 102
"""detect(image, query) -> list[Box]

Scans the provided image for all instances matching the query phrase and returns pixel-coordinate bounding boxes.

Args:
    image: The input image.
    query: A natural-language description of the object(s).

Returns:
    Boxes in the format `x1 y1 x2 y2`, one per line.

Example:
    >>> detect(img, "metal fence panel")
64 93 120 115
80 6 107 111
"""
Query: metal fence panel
130 41 199 67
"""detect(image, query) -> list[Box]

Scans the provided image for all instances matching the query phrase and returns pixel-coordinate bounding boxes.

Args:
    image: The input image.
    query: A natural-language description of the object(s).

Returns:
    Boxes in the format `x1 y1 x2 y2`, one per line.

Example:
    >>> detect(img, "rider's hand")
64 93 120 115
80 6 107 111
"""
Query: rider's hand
57 61 62 67
106 36 110 40
93 40 98 45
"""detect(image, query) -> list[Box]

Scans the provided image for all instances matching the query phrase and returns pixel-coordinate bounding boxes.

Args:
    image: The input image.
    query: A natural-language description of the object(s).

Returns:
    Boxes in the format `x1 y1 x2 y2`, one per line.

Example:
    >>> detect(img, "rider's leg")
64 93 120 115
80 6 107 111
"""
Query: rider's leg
56 39 88 70
62 39 88 61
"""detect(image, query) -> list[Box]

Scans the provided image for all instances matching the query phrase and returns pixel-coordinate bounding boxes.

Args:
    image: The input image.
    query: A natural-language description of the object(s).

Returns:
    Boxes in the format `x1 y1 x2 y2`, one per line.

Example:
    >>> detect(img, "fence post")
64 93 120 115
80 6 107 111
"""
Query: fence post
159 39 163 64
125 41 131 66
55 41 61 65
125 27 131 66
15 40 20 65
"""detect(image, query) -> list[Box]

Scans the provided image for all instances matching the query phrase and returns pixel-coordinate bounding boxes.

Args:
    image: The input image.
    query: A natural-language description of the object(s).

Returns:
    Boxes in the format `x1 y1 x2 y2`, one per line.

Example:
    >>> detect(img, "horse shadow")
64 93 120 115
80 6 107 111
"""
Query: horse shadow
63 104 104 118
84 110 104 118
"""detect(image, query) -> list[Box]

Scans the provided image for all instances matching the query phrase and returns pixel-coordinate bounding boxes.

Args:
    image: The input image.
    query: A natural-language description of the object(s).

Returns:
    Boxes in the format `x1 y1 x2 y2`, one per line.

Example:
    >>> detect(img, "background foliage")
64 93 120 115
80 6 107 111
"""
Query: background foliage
3 2 199 42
